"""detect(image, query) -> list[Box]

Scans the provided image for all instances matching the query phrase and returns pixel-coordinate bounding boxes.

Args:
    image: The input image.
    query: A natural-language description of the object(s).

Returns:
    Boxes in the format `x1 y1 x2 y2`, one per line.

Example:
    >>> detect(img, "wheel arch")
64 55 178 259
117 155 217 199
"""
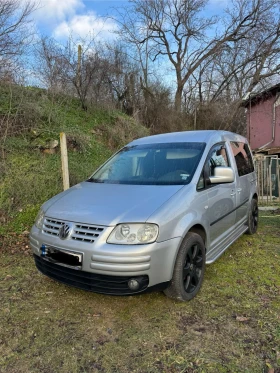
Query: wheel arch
164 225 207 301
170 223 208 276
188 224 207 250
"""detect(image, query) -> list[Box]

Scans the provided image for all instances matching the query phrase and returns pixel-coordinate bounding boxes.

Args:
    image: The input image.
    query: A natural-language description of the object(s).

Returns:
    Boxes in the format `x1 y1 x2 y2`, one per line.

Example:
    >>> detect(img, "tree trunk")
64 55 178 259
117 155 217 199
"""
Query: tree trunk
175 85 183 112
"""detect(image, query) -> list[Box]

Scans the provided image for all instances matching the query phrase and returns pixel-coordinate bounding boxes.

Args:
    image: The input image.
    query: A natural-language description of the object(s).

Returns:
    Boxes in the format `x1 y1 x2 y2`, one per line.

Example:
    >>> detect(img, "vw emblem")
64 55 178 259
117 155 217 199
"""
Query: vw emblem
59 223 72 240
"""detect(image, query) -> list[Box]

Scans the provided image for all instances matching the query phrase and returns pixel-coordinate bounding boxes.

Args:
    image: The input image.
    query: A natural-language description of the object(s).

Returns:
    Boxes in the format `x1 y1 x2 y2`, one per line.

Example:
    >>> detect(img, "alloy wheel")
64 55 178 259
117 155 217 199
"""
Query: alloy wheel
182 244 203 294
252 204 258 230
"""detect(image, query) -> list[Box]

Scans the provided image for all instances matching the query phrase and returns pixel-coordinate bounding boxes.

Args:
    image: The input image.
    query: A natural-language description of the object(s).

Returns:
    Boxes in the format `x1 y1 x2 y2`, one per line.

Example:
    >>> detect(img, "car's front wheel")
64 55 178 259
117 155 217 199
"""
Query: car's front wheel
164 232 206 301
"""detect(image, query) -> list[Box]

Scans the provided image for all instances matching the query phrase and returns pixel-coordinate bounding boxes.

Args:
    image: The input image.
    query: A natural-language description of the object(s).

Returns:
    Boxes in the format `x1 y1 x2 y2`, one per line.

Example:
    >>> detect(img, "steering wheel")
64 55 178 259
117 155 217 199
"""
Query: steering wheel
158 170 189 181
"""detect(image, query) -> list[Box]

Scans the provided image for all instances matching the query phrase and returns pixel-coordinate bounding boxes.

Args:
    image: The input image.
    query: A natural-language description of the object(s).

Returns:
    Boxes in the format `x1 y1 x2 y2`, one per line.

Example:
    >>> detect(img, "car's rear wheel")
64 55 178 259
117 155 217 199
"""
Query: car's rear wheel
246 198 258 235
164 232 206 301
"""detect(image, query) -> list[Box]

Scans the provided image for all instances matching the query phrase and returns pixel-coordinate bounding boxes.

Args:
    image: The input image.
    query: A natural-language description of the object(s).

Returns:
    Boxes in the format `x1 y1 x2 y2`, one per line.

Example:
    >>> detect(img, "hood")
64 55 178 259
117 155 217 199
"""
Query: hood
45 181 183 226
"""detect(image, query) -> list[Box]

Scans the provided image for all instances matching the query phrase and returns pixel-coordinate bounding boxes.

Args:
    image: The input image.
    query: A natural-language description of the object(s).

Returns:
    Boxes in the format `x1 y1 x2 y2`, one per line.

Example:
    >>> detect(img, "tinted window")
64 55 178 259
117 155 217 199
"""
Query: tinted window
230 142 254 176
89 142 206 185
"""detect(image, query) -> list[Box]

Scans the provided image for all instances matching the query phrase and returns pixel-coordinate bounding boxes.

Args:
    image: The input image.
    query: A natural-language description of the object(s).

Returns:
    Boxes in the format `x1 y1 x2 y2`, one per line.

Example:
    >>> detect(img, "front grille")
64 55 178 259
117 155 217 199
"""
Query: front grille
43 218 63 236
43 218 104 243
72 224 104 243
34 255 149 295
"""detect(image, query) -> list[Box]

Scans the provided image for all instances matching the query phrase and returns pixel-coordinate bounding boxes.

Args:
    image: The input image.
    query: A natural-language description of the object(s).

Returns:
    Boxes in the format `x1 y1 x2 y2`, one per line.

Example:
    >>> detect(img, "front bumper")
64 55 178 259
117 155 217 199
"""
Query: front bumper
30 224 181 295
33 255 152 295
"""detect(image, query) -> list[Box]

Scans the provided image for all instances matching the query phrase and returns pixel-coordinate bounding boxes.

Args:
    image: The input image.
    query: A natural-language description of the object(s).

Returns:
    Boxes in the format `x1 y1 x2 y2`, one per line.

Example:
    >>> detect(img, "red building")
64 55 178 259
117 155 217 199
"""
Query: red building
243 84 280 154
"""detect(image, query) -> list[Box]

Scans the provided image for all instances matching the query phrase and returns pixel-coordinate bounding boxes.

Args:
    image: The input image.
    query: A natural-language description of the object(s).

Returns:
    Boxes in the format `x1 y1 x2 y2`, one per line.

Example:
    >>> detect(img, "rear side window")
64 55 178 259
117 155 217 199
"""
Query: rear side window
230 142 254 176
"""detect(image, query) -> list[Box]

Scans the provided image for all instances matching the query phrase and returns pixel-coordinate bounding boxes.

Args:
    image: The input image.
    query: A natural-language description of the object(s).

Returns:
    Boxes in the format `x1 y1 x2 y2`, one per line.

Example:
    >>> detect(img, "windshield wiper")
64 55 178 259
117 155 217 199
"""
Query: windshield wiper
87 178 105 183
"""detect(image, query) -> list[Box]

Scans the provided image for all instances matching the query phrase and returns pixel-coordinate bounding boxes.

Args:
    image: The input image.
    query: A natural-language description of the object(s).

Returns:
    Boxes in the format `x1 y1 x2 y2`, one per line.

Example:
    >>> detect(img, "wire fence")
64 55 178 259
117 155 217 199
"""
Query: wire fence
254 155 280 204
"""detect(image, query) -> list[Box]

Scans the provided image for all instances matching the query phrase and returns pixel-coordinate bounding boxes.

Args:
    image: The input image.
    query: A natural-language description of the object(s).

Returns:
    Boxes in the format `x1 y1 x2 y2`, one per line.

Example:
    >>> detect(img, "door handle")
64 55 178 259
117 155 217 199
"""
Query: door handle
230 191 236 196
237 188 242 193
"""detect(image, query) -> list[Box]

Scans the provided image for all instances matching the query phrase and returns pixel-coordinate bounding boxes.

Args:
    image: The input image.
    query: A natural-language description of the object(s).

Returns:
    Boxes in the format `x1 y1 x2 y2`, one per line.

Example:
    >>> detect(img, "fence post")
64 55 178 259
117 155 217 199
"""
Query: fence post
261 158 264 201
258 160 261 199
278 159 280 201
60 132 70 190
269 161 272 202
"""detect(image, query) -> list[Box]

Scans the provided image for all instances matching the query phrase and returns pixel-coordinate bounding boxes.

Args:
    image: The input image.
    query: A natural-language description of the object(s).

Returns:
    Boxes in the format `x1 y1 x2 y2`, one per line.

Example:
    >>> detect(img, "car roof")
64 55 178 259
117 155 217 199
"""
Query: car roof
128 130 247 146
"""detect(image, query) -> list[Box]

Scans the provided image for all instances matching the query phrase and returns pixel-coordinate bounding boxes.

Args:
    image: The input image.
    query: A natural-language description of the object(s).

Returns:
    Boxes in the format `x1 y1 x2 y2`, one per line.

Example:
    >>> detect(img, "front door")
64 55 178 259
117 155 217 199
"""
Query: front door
198 143 236 261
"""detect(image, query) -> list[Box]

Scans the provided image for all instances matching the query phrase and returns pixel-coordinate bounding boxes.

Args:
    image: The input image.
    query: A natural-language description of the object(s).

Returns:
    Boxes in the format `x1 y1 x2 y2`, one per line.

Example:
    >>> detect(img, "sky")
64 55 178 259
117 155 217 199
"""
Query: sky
28 0 229 87
33 0 229 42
34 0 129 41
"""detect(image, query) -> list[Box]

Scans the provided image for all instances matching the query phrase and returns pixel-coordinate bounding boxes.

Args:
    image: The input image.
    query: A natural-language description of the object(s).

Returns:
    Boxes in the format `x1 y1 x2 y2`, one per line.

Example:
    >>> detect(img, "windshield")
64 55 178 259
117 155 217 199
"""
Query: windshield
88 142 206 185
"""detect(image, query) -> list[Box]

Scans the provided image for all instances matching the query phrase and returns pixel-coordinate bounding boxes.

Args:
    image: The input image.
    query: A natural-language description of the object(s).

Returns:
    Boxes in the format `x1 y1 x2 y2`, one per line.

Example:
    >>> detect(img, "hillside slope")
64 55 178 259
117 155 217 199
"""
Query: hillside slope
0 84 149 232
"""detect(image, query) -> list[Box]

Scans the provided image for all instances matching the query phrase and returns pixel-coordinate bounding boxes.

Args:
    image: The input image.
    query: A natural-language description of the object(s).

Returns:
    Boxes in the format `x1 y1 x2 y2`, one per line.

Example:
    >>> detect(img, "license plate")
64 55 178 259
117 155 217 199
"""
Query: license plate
41 246 83 270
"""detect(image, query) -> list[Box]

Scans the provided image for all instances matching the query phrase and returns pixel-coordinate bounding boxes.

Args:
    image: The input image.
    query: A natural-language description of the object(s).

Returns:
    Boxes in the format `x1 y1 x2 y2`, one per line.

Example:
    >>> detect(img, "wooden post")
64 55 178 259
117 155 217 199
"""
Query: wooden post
257 160 261 197
269 161 272 202
266 162 269 205
60 132 70 190
261 158 264 201
277 159 280 202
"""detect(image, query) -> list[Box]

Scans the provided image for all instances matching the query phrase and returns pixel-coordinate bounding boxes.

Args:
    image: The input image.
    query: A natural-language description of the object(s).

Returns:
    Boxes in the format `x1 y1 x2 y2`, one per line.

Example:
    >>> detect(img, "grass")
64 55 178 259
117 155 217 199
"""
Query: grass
0 211 279 373
0 84 149 229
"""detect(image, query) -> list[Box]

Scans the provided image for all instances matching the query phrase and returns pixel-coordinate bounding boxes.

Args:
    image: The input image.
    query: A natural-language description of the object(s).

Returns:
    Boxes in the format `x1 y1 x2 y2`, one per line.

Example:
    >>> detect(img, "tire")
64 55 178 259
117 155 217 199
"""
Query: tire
246 198 258 235
164 232 206 301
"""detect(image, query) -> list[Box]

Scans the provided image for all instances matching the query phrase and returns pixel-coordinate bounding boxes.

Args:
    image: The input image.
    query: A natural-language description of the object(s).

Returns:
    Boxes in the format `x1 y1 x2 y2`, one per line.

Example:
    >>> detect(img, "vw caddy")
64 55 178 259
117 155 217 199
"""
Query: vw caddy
30 130 258 301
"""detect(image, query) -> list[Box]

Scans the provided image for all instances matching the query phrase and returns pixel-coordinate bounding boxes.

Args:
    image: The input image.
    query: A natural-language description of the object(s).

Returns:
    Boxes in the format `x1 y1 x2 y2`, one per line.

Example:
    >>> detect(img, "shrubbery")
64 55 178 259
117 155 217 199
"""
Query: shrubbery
0 84 149 232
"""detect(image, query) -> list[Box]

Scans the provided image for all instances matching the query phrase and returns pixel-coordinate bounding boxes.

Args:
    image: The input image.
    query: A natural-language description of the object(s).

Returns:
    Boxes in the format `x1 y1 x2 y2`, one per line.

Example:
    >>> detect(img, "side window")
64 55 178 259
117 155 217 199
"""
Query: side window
197 143 229 190
206 144 229 177
197 172 205 190
230 142 254 176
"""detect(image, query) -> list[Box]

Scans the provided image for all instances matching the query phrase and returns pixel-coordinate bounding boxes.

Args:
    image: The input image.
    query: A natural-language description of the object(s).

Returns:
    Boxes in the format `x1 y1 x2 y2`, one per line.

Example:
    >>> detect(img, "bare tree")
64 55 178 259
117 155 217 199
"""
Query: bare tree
34 37 66 91
119 0 280 112
0 0 36 76
180 1 280 131
35 35 116 111
115 9 154 107
207 24 280 102
66 41 100 110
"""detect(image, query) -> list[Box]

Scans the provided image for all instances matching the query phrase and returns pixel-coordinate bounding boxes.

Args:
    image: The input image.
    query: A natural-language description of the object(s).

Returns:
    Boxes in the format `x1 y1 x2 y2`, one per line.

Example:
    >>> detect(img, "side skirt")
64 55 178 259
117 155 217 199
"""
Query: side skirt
206 224 248 264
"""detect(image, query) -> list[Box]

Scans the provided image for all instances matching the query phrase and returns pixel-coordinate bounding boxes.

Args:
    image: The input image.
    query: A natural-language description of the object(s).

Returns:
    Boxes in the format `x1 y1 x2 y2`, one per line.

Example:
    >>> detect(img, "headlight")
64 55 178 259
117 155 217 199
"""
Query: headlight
35 208 45 229
107 223 159 245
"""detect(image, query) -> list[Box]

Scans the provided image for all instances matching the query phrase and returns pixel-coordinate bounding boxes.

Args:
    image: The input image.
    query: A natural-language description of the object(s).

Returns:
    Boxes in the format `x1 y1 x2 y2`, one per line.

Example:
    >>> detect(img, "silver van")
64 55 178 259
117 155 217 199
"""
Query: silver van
30 130 258 301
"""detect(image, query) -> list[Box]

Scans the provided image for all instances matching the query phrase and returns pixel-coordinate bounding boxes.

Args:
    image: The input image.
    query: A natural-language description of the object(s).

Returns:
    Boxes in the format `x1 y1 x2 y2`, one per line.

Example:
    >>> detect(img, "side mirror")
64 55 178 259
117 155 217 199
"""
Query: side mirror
209 167 234 184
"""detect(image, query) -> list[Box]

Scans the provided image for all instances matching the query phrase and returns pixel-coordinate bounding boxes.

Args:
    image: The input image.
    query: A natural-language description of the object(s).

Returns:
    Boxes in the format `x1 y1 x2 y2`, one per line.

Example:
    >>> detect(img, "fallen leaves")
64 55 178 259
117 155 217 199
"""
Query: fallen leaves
0 232 31 255
235 316 250 322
